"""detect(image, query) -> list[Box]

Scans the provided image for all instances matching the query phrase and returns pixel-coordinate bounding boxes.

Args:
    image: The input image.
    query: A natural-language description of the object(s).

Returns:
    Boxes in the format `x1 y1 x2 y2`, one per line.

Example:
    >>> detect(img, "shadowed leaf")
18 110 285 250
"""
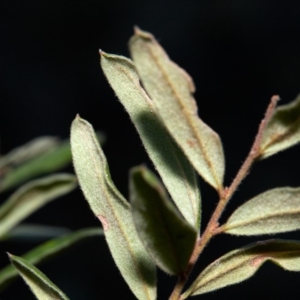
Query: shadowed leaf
71 116 156 300
100 51 201 228
9 254 69 300
0 136 59 170
183 239 300 297
130 166 197 275
0 174 77 239
260 95 300 158
223 187 300 235
0 228 102 291
129 28 224 191
0 140 72 192
2 224 71 242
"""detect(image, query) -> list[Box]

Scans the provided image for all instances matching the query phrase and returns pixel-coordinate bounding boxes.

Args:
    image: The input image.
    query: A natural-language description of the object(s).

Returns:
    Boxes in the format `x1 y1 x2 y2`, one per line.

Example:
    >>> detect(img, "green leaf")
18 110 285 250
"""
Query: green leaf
223 187 300 235
129 28 225 191
0 139 72 192
0 136 59 170
9 254 69 300
0 228 102 291
260 95 300 158
0 174 77 238
0 224 71 242
183 239 300 297
100 51 201 229
71 116 156 300
130 166 197 275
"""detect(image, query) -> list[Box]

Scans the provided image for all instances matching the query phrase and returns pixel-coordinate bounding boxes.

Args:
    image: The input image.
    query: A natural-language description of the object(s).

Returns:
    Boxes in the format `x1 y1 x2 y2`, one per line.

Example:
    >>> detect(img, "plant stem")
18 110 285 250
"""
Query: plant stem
169 95 280 300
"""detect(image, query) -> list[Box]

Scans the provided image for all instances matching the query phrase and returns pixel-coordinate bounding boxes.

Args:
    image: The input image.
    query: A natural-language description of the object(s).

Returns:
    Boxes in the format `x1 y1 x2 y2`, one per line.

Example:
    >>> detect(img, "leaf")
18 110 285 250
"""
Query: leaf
0 173 77 238
260 95 300 158
0 228 102 291
223 187 300 235
71 116 156 300
0 224 71 241
100 51 201 229
0 136 59 170
130 166 197 275
0 139 72 192
183 239 300 297
129 28 225 191
9 254 69 300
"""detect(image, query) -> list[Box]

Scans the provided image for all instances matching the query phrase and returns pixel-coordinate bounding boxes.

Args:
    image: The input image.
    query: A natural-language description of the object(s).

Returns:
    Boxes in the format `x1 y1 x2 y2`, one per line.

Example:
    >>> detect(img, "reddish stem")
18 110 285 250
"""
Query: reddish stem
169 95 280 300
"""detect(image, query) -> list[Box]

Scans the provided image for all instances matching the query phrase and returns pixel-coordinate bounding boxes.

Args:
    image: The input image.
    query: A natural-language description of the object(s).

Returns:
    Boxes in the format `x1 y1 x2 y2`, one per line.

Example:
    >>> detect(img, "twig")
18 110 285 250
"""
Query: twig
169 95 280 300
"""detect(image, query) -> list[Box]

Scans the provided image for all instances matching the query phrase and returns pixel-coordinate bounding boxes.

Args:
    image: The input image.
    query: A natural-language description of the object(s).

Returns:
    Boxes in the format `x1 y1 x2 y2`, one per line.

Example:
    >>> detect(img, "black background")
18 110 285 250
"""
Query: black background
1 1 300 299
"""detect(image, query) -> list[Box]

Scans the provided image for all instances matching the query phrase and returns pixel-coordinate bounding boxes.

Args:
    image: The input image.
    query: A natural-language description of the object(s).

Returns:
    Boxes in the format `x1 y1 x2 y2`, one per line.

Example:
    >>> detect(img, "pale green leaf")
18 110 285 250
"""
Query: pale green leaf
0 174 77 238
224 187 300 235
183 239 300 297
100 51 201 228
130 166 197 275
71 116 156 300
9 254 69 300
260 95 300 158
0 136 59 170
0 228 102 290
0 139 72 192
129 28 225 191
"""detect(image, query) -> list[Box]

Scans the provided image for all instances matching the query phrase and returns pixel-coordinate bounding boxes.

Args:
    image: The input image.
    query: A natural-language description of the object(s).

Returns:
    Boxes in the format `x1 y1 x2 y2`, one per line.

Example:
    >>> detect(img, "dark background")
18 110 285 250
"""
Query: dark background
1 1 300 299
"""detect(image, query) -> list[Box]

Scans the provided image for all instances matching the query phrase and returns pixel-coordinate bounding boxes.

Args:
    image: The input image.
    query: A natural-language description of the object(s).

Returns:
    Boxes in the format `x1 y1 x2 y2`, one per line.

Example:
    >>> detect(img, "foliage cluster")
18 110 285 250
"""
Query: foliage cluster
0 136 103 296
2 28 300 300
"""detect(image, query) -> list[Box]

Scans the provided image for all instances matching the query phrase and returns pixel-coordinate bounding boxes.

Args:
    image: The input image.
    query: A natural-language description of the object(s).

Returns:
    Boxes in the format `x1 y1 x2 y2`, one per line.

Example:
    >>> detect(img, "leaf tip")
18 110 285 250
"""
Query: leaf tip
133 25 141 34
99 49 108 58
132 27 153 40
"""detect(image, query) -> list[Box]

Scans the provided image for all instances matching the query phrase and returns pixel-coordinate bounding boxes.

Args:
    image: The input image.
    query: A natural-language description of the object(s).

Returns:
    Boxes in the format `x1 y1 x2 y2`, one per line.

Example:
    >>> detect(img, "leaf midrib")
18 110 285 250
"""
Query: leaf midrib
79 123 153 300
117 60 199 227
139 37 221 189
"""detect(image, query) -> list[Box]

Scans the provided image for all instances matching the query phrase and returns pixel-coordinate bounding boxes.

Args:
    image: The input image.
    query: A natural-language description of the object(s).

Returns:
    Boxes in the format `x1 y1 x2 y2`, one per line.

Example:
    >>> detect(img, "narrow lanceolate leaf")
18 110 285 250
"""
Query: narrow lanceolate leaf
9 254 69 300
260 95 300 158
223 187 300 235
0 139 72 192
2 224 71 241
0 228 102 290
71 116 156 300
100 51 201 228
0 136 59 170
0 174 77 238
130 166 197 275
129 28 225 191
183 239 300 297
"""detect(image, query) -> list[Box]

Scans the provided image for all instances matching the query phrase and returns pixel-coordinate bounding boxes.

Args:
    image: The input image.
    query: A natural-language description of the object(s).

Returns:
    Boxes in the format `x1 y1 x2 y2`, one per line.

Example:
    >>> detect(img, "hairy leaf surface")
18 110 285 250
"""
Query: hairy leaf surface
0 228 102 290
71 116 156 300
224 187 300 235
183 239 300 297
0 174 77 238
129 28 224 191
9 254 69 300
260 95 300 158
100 51 201 228
130 166 197 275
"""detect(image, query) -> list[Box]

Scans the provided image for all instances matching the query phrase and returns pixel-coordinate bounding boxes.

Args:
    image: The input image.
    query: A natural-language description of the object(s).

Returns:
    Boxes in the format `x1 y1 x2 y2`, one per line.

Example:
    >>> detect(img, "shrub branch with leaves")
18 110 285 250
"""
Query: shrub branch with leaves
72 28 300 299
8 28 300 299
